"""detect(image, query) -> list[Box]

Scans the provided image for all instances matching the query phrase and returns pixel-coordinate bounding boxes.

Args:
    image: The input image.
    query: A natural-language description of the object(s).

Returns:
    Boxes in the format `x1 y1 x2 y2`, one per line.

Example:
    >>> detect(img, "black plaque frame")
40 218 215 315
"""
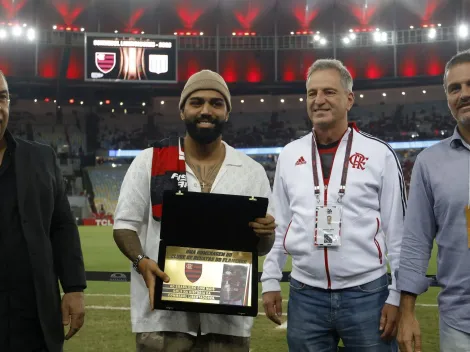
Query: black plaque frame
154 190 268 317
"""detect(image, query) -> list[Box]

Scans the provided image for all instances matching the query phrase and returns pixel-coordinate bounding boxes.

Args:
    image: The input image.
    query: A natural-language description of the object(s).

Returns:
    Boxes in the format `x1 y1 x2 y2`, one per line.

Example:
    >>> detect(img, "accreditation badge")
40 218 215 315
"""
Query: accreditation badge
314 205 342 247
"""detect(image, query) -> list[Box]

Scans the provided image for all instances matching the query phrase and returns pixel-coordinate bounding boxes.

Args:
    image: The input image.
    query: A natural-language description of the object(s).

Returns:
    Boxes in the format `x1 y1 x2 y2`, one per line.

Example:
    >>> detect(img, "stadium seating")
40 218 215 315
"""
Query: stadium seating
86 166 129 215
9 98 450 215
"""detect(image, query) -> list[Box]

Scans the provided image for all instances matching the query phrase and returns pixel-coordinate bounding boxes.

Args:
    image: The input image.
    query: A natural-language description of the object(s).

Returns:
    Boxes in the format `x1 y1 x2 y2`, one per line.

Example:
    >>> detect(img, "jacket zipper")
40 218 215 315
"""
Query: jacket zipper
319 129 349 290
283 220 293 255
374 218 383 264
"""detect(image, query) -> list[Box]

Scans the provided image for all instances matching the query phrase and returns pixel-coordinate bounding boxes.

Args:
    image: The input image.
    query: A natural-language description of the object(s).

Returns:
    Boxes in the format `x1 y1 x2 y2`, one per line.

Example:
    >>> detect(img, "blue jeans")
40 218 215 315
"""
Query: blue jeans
287 274 398 352
440 316 470 351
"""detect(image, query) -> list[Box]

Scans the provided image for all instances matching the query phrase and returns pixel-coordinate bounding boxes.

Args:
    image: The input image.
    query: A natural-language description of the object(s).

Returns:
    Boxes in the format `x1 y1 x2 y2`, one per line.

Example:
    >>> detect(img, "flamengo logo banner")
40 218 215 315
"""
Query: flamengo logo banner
95 52 116 74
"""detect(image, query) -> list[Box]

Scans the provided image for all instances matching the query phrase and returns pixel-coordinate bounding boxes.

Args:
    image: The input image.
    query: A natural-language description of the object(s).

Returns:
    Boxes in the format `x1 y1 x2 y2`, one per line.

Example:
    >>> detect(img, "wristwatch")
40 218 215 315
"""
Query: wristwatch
133 254 149 274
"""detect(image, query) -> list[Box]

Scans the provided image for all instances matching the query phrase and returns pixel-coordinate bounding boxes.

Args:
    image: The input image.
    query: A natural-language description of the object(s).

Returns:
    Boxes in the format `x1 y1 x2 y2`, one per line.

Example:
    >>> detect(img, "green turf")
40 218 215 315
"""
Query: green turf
80 227 128 272
67 226 441 352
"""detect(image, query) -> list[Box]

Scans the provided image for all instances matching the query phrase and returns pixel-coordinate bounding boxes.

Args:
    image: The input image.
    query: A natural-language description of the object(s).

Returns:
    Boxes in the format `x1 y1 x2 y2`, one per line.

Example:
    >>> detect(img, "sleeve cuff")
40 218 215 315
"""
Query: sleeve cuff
385 289 400 307
396 269 430 295
63 286 86 293
261 278 282 294
112 221 139 233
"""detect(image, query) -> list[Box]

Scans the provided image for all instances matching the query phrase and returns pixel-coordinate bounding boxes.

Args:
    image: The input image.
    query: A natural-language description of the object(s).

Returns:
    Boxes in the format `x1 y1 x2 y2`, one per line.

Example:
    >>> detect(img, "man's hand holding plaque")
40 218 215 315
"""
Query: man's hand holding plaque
155 191 270 316
138 258 170 311
249 214 276 235
142 214 274 313
249 214 277 256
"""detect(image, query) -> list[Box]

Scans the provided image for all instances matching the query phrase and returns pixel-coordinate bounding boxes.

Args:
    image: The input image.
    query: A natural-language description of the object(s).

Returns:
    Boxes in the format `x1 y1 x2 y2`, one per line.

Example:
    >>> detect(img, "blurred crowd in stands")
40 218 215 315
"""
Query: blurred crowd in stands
6 98 454 217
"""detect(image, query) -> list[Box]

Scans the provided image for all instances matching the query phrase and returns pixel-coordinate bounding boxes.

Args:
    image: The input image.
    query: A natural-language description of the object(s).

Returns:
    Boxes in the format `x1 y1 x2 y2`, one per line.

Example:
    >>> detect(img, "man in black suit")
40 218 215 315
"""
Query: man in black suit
0 71 87 352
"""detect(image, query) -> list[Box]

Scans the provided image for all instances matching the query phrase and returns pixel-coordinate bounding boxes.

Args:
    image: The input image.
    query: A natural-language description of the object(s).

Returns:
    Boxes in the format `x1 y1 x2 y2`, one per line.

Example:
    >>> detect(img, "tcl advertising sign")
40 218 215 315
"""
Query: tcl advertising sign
82 218 114 226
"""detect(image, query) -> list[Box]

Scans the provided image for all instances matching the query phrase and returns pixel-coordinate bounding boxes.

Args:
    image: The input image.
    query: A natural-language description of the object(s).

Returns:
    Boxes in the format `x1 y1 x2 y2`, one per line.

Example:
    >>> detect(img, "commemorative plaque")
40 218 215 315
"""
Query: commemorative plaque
154 190 268 317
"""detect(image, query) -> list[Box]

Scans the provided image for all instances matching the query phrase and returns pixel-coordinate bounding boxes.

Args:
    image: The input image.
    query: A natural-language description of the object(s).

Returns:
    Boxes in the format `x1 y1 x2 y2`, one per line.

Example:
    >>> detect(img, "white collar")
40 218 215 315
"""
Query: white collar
178 138 242 167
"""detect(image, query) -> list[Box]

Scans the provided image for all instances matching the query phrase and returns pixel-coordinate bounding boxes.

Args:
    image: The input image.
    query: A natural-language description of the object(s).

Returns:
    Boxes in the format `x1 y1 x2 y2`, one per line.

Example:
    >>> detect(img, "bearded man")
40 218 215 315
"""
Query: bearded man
113 69 276 352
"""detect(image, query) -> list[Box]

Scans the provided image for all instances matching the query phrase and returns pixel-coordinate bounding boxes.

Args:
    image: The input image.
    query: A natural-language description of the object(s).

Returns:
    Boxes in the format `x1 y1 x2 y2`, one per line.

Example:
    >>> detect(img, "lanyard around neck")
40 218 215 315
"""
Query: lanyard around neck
311 129 354 204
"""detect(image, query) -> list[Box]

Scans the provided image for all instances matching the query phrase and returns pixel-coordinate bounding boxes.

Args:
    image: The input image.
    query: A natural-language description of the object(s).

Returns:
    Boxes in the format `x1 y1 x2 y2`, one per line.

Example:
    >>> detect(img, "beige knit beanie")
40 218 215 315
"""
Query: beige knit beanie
179 70 232 112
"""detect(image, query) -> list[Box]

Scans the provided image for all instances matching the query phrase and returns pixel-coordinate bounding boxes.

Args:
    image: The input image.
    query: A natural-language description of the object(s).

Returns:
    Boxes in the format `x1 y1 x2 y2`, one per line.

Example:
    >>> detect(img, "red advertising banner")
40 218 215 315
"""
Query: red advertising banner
82 218 114 226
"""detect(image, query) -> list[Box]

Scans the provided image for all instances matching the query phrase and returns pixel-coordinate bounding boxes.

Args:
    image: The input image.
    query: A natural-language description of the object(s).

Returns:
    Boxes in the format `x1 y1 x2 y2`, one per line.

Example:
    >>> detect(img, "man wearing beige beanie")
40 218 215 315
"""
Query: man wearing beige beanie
113 69 276 351
178 69 233 146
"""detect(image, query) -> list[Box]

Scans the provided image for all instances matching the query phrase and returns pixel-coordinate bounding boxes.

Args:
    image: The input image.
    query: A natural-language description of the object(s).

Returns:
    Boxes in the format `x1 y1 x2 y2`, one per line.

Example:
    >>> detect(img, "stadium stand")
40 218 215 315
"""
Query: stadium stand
7 95 451 216
85 166 128 217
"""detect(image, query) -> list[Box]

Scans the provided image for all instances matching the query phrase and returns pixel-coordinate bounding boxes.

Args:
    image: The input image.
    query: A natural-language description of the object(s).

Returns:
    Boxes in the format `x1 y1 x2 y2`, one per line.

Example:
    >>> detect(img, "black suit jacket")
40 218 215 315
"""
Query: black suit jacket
12 134 86 352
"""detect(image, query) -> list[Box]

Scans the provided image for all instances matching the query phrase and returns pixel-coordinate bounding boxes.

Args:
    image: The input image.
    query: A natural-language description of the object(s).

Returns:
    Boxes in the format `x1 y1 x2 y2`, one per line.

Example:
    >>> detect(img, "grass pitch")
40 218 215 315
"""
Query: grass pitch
63 226 441 352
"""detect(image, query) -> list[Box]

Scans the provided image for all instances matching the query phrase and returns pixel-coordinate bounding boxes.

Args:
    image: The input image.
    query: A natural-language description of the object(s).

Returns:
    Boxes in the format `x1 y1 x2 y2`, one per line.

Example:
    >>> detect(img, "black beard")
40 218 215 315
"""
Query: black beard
184 118 225 145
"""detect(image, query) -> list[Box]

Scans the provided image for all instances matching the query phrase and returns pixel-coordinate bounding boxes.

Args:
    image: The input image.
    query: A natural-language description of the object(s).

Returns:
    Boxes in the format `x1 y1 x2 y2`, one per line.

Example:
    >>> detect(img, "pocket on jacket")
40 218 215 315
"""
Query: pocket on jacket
282 220 293 255
373 217 383 264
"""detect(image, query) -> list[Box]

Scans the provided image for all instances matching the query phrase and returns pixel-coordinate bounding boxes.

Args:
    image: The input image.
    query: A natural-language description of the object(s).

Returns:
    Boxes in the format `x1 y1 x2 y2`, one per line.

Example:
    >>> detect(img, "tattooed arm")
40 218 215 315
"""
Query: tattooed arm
113 230 169 310
113 229 144 262
112 149 152 263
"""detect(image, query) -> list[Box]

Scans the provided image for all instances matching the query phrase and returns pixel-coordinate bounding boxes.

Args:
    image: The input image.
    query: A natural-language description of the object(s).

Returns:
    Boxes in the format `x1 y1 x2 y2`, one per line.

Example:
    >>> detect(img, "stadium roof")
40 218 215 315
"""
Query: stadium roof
1 0 468 36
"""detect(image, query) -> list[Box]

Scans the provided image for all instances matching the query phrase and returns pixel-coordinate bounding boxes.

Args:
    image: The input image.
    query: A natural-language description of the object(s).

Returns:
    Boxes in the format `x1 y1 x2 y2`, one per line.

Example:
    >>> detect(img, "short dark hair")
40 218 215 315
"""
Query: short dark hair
443 49 470 92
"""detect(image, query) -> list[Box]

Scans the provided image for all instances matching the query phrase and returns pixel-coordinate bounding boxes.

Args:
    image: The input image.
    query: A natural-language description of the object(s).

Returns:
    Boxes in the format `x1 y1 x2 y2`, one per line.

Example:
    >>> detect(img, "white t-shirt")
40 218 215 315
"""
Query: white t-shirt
113 140 272 337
